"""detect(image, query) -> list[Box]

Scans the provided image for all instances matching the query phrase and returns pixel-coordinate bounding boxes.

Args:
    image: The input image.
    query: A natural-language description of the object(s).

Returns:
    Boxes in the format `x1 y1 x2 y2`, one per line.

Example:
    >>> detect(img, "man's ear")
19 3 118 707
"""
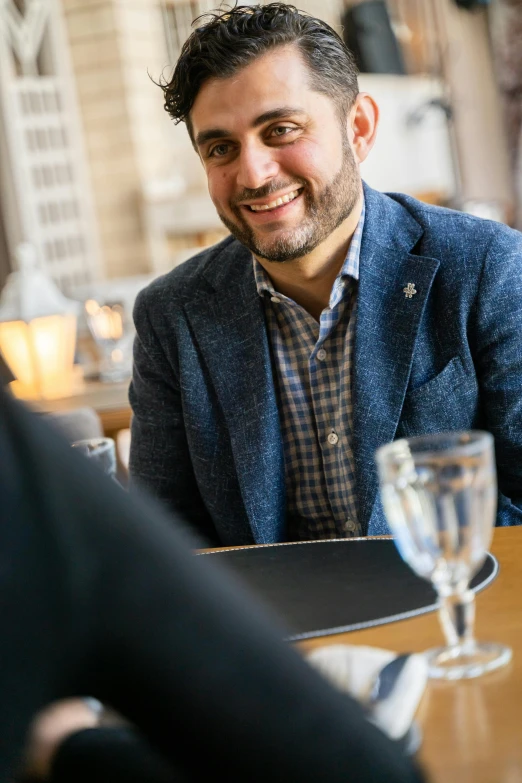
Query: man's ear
347 93 379 165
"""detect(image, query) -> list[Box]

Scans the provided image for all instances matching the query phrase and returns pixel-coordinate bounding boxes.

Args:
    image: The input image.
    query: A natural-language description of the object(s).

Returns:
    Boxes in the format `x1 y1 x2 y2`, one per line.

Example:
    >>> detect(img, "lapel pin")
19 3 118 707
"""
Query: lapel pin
403 282 417 299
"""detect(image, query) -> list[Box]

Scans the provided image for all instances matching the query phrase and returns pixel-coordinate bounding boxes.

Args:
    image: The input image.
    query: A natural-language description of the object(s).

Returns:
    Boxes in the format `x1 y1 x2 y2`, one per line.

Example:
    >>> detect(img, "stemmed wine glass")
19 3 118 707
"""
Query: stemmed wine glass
84 299 134 383
375 431 512 680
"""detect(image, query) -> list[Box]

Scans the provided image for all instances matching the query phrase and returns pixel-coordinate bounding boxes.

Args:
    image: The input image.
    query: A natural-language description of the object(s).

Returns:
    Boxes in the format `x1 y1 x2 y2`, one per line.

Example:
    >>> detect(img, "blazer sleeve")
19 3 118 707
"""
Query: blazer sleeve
474 223 522 522
129 287 219 545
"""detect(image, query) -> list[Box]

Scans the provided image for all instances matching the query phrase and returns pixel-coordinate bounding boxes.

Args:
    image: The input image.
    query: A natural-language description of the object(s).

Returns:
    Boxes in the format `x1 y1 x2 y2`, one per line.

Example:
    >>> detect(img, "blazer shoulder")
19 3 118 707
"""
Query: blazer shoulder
386 190 522 263
390 191 520 241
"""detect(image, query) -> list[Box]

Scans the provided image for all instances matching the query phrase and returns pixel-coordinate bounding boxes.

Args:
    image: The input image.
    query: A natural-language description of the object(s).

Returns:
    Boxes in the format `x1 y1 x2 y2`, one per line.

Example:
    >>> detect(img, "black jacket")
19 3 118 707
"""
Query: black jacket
0 389 424 783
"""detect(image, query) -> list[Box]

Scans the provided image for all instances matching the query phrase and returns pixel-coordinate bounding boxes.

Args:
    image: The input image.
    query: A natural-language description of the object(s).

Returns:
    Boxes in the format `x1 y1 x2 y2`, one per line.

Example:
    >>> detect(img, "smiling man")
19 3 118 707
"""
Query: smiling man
129 3 522 546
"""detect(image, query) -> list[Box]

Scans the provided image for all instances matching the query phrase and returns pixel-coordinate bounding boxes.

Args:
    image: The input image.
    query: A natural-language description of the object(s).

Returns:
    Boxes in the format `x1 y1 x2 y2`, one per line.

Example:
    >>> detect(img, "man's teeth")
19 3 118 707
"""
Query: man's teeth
249 189 301 212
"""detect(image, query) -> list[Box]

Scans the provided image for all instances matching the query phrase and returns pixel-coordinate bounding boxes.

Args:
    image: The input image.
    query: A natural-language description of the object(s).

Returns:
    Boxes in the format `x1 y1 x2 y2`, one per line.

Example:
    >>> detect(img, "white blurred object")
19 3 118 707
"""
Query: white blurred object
359 74 457 201
0 243 79 321
71 436 117 479
307 644 428 742
460 200 507 223
0 0 103 292
143 175 186 202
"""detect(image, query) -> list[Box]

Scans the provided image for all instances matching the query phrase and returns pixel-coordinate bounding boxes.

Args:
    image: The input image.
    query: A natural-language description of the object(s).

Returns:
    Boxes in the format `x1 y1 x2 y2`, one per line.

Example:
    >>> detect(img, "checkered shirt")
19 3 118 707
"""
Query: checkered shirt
254 202 365 541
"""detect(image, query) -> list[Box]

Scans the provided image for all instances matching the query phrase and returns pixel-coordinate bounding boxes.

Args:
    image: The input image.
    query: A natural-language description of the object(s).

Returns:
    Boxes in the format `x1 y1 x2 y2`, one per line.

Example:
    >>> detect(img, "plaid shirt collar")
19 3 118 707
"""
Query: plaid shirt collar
253 197 365 305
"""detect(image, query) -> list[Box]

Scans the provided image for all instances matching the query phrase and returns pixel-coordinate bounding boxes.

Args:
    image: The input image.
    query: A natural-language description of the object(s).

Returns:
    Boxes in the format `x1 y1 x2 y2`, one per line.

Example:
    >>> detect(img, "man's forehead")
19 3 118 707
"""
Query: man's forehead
190 46 314 130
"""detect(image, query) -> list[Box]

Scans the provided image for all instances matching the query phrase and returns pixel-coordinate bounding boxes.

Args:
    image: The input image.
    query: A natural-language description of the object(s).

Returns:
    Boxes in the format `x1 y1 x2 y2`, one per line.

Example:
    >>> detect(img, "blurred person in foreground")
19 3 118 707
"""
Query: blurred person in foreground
0 386 424 783
129 3 522 547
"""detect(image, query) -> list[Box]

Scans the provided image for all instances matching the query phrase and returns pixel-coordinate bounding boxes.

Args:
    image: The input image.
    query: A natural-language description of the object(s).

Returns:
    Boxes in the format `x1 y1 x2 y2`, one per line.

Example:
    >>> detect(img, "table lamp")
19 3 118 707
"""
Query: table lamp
0 244 80 400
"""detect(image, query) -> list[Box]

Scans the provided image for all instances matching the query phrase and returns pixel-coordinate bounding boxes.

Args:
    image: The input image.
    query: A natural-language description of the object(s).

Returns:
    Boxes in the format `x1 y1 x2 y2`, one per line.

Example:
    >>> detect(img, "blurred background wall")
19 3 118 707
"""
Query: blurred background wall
0 0 519 375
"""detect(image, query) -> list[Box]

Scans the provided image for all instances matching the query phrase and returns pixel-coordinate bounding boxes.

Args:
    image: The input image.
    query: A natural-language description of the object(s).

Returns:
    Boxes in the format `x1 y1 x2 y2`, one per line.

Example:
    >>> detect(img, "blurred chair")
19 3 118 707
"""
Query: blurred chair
45 407 103 445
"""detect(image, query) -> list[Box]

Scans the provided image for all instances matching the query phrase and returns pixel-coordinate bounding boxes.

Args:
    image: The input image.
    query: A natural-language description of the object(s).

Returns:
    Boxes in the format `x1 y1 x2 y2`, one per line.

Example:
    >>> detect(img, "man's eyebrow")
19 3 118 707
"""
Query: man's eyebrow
195 107 306 148
195 128 230 148
252 107 307 127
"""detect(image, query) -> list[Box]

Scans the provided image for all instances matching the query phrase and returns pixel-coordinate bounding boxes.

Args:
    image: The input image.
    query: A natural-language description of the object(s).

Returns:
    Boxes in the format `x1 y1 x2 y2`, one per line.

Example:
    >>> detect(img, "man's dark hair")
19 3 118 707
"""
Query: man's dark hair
160 3 359 139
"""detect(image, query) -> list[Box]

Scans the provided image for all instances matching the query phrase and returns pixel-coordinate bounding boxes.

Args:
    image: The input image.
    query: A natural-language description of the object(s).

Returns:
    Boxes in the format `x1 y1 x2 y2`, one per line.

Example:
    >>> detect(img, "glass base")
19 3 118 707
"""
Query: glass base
426 642 512 680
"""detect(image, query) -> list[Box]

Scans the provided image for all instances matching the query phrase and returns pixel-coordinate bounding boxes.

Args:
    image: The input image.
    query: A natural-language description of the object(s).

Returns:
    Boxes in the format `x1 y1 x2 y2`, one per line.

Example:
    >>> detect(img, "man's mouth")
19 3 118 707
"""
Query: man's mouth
244 188 303 213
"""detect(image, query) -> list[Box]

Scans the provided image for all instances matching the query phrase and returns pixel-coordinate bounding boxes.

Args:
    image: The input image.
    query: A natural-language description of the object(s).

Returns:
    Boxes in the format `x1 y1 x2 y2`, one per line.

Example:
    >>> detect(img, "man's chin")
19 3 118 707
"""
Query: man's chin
245 226 312 260
219 213 313 262
255 248 301 263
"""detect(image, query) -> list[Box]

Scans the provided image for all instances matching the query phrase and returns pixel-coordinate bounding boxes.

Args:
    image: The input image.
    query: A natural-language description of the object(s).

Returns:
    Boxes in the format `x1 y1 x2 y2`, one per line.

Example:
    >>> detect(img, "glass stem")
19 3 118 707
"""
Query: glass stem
437 587 476 654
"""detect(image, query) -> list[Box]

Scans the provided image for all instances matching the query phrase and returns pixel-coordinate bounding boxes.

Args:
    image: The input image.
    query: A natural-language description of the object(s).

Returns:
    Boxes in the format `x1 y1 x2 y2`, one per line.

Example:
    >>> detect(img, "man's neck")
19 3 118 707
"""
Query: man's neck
255 195 363 321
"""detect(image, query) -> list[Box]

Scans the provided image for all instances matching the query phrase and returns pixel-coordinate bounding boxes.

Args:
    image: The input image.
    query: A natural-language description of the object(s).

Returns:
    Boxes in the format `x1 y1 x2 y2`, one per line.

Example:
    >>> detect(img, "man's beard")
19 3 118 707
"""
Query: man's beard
216 140 360 263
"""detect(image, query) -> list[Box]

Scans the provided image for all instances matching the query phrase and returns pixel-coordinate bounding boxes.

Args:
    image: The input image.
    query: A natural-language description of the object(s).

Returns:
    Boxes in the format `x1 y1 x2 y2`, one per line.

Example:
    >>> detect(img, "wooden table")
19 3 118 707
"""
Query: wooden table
297 527 522 783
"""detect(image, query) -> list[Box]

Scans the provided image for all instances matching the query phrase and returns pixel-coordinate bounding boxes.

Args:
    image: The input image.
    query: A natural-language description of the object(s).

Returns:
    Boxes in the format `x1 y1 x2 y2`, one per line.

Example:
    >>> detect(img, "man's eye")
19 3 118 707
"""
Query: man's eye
209 143 230 158
271 126 294 137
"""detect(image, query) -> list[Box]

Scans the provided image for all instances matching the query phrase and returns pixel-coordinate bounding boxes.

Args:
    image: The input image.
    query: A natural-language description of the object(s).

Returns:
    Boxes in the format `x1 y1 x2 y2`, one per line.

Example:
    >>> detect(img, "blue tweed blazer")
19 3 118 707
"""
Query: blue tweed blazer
129 183 522 545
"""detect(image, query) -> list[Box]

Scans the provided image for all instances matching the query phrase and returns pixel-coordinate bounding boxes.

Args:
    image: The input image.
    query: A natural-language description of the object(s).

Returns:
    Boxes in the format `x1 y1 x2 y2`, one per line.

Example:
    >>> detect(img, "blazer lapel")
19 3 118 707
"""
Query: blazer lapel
184 242 285 544
354 186 440 534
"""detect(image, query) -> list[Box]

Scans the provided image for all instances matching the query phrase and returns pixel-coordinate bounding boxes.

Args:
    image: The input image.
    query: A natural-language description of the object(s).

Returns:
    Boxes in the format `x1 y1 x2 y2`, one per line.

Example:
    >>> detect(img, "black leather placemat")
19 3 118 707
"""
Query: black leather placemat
197 538 498 641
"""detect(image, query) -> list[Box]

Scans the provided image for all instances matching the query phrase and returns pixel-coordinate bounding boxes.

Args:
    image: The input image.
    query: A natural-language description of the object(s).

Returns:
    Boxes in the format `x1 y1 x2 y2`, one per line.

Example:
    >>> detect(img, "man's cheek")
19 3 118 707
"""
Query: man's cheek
207 180 222 207
207 175 229 206
281 140 323 171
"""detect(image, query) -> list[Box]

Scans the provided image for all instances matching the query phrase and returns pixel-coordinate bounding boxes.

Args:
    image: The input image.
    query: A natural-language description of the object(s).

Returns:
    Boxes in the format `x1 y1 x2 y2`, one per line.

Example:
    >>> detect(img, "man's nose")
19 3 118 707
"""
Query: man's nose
236 143 280 190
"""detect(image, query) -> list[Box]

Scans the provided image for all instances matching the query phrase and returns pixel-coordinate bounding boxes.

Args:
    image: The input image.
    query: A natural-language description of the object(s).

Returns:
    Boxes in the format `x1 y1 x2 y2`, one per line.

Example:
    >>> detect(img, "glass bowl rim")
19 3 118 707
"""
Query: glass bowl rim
376 430 494 464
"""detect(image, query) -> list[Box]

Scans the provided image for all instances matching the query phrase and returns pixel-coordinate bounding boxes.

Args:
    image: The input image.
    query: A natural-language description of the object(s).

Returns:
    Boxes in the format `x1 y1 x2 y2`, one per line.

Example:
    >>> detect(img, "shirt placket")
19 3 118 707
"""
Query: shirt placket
309 282 359 536
308 299 344 533
333 298 360 536
275 299 338 532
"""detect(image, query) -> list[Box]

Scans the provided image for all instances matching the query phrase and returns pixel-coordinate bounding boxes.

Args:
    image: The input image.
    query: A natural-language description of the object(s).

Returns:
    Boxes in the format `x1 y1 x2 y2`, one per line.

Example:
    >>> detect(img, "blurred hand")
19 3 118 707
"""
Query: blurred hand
21 698 101 779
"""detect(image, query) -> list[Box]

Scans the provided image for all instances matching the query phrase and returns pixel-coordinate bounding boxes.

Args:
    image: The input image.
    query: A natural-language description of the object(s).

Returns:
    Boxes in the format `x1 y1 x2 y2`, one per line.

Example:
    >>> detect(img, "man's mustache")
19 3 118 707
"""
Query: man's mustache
231 180 305 207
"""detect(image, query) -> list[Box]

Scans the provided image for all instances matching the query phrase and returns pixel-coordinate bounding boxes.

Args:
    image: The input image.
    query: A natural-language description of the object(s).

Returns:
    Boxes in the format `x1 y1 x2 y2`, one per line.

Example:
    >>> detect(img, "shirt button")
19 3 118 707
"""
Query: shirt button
345 519 358 534
327 431 339 445
317 348 327 361
271 296 281 303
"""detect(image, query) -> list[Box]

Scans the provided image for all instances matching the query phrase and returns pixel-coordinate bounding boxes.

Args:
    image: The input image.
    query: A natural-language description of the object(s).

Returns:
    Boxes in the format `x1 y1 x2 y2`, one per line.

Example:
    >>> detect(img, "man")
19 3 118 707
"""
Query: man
0 387 424 783
129 3 522 547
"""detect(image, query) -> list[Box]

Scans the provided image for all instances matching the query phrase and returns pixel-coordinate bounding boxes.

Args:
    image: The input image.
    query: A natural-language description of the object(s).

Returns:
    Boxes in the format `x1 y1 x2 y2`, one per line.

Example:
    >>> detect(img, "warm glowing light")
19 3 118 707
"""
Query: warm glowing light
86 302 124 341
0 314 77 400
85 299 100 316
